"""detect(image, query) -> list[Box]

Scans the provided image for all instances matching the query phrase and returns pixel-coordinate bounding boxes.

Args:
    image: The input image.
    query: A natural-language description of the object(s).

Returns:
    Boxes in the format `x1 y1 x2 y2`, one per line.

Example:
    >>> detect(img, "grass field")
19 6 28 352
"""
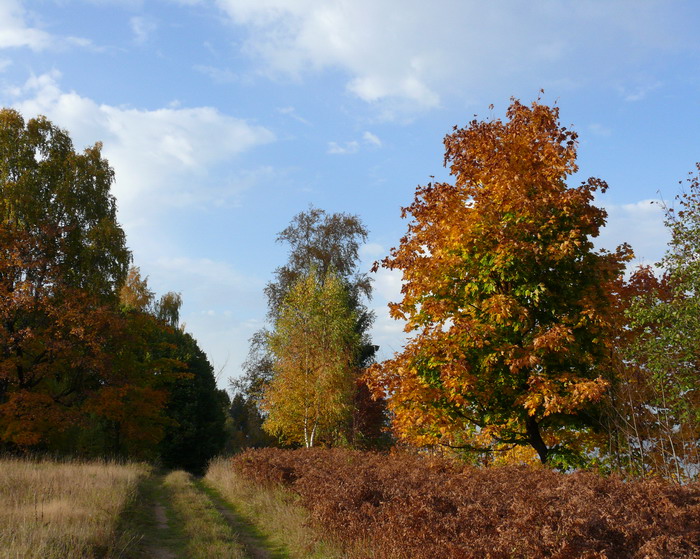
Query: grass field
0 456 315 559
0 457 148 559
6 450 697 558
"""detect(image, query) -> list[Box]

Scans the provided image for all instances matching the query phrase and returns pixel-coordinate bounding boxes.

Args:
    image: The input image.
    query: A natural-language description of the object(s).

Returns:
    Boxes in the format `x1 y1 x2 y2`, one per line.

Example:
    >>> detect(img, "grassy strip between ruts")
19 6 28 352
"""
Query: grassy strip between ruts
162 470 247 559
196 478 289 559
205 457 357 559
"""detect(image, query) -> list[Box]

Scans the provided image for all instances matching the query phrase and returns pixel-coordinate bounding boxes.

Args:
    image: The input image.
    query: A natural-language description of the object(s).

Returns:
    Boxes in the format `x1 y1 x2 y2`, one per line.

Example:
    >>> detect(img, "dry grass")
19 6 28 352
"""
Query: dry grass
0 456 149 559
162 469 246 559
233 448 700 559
206 456 352 559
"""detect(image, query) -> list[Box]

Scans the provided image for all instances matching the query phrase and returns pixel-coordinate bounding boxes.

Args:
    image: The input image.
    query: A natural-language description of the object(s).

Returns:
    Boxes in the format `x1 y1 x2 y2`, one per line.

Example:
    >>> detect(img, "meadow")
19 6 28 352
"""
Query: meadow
3 450 699 559
0 457 148 559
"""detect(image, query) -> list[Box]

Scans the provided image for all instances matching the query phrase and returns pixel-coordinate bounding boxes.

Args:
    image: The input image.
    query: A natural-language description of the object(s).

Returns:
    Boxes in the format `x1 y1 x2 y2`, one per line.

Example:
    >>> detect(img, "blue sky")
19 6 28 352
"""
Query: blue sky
2 0 699 388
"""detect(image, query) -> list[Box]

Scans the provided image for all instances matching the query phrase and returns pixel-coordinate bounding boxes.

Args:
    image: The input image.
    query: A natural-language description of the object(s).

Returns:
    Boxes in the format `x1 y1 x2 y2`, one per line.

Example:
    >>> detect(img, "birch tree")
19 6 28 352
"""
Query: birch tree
262 269 359 447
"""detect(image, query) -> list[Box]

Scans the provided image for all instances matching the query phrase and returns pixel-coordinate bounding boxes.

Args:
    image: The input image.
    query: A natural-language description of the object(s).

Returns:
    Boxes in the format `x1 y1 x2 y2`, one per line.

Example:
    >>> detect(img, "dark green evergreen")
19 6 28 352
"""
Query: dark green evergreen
158 329 228 475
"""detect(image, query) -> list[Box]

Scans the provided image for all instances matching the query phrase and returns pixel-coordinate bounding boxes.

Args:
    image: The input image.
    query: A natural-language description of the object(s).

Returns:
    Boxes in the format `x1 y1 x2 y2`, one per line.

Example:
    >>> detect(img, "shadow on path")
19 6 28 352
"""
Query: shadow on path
196 479 290 559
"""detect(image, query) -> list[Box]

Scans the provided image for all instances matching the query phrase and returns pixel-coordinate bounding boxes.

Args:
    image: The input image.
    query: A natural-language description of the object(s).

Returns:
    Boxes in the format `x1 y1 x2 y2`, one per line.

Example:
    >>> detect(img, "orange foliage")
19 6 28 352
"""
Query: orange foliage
367 98 631 465
234 448 700 559
0 224 173 455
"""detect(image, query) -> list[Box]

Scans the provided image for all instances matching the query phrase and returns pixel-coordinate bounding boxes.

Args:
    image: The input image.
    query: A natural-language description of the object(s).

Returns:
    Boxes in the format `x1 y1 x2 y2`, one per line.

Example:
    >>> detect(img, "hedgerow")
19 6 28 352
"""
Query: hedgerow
232 448 700 558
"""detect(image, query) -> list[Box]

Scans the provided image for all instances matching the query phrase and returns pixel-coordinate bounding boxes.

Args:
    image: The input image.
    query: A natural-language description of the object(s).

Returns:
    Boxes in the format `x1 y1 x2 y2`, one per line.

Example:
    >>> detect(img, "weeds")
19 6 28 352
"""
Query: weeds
232 448 700 559
0 457 148 559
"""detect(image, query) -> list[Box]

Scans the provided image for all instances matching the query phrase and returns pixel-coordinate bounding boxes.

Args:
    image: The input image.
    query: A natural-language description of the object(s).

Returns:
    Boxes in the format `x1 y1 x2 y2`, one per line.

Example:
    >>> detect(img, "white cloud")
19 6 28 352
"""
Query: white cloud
588 123 612 137
370 267 408 360
597 199 669 269
277 106 310 125
130 16 157 45
194 65 240 84
8 71 275 218
145 255 267 381
328 131 382 155
363 131 381 147
360 242 386 260
215 0 691 112
327 140 359 155
0 0 52 50
617 81 663 102
372 267 403 303
0 0 92 51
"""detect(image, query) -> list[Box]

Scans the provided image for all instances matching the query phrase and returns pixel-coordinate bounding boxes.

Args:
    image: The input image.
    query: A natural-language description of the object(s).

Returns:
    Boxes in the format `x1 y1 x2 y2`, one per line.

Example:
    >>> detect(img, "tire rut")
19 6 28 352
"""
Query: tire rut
195 480 287 559
145 497 177 559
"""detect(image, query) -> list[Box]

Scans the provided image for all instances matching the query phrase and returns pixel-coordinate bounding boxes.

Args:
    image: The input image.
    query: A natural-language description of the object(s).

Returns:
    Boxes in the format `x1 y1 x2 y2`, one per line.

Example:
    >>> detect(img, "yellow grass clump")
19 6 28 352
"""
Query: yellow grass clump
0 456 149 559
205 456 351 559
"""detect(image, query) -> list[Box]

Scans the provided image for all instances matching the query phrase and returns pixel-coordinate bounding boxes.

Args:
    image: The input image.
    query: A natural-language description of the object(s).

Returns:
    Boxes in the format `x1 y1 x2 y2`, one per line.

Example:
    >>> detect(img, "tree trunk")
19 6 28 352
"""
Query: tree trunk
525 415 549 464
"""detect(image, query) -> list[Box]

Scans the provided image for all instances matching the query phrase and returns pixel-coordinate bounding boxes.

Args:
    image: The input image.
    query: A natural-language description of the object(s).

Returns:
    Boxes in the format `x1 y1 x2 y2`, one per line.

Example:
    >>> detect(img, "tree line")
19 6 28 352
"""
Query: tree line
0 108 227 474
2 99 698 482
236 99 698 481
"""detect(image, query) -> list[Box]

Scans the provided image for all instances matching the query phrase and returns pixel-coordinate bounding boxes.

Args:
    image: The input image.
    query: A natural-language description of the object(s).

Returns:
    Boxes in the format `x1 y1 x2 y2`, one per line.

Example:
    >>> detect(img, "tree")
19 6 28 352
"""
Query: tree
264 206 371 320
237 207 385 447
0 224 102 447
119 266 154 312
0 109 226 465
158 328 228 475
262 269 359 447
608 167 700 481
0 108 130 300
367 98 631 466
226 392 276 452
0 227 172 456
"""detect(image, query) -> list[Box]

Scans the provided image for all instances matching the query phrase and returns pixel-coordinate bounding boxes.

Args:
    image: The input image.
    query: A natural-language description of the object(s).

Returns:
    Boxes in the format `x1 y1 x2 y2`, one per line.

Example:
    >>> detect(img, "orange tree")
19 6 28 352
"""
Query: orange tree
367 99 631 466
0 225 174 456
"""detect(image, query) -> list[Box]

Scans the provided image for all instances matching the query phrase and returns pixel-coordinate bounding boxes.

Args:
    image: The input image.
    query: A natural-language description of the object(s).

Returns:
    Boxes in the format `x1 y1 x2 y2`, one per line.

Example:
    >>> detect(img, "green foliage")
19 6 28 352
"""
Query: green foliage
226 393 277 452
158 329 228 475
264 206 371 320
0 108 224 467
263 269 360 447
0 108 130 300
238 206 385 449
368 99 631 465
611 165 700 481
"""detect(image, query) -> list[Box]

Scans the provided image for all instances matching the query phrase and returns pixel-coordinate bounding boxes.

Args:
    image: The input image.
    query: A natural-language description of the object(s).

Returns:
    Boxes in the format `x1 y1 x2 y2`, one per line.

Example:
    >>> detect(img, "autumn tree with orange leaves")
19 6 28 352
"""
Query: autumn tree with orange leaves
0 109 226 465
367 99 631 466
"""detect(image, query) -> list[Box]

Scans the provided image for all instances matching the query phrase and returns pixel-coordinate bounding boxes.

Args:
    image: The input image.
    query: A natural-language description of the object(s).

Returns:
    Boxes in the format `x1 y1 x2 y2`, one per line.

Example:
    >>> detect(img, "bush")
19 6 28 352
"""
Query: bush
233 448 700 558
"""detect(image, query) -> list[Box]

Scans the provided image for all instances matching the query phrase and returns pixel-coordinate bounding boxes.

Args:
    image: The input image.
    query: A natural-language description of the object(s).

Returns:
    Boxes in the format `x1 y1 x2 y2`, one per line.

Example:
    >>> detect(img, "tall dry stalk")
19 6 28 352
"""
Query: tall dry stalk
0 457 148 559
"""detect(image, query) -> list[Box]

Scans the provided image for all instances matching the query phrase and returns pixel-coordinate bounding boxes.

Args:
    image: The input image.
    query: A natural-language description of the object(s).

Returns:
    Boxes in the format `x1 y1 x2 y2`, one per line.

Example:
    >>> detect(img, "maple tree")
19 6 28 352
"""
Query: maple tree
367 98 631 465
262 268 359 447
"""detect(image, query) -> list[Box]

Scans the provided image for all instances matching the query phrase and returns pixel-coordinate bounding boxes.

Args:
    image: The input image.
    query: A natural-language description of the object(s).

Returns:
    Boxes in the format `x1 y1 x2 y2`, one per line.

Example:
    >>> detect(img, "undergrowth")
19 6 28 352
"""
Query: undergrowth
232 448 700 559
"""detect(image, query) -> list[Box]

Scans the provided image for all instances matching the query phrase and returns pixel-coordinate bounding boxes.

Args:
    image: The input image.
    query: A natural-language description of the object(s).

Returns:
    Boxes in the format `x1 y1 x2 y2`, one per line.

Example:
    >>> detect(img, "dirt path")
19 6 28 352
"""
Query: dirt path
128 475 182 559
195 480 288 559
126 472 288 559
144 497 177 559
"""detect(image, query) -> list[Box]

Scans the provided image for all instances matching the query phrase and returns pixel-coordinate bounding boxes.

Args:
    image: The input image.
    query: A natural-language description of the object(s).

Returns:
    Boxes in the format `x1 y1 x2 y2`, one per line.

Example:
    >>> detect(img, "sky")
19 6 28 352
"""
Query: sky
1 0 699 389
